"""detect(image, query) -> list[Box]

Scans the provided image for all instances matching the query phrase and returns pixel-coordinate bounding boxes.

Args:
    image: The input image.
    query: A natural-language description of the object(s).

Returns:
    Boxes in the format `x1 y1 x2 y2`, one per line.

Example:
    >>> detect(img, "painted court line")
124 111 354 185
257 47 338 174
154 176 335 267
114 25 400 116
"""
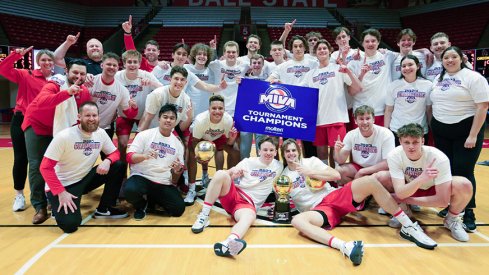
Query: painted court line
15 215 93 275
53 242 489 249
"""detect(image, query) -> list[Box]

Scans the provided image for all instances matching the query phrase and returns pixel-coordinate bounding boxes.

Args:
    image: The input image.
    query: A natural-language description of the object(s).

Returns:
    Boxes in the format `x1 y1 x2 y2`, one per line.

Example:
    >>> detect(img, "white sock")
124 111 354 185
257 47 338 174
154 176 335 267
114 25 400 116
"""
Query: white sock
329 237 345 251
394 209 412 227
202 203 212 216
188 182 196 192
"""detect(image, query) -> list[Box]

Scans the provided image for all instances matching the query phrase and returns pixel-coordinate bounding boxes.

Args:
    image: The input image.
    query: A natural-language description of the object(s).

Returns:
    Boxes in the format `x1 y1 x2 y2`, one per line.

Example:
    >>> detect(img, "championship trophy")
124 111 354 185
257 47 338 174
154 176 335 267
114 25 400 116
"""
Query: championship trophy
305 176 327 192
273 175 292 223
194 141 216 162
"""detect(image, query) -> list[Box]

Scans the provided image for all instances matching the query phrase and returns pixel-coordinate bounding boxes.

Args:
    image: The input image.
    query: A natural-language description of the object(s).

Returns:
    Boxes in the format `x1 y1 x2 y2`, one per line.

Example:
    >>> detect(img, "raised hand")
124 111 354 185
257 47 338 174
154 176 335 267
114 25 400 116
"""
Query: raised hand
122 15 132 33
14 46 34 56
66 32 80 46
284 19 296 32
210 35 217 50
334 135 344 152
420 158 438 181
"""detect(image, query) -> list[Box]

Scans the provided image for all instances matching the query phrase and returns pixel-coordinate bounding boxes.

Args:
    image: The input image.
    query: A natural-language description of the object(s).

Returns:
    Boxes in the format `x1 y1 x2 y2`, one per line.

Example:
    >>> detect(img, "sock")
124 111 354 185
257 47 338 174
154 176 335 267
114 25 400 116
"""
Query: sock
328 237 345 251
394 208 413 227
202 202 212 216
222 233 240 245
183 169 189 184
447 209 460 219
188 182 196 192
202 169 208 177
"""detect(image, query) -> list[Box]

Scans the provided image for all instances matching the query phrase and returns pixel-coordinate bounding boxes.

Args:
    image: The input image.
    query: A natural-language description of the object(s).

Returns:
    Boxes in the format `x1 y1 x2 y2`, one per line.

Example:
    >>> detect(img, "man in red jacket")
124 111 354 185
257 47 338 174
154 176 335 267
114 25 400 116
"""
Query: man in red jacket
122 15 159 72
22 60 91 224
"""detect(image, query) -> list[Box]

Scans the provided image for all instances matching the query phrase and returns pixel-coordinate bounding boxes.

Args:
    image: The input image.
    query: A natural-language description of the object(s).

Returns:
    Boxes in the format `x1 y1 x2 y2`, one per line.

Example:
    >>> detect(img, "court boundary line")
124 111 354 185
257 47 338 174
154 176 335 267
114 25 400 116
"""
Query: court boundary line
15 215 93 275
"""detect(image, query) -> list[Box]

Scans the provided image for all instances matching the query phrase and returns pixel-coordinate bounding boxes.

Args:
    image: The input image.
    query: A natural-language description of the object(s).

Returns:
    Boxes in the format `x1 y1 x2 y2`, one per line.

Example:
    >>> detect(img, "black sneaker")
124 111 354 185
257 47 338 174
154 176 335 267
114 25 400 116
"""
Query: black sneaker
438 206 449 218
93 207 129 219
134 208 147 220
463 208 477 232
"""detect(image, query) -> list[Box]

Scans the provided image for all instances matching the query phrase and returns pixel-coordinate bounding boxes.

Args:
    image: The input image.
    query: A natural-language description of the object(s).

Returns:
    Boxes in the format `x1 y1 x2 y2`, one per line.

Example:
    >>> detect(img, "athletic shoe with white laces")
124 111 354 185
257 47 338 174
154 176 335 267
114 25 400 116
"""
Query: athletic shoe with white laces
341 241 364 266
400 222 437 250
214 238 247 257
444 215 469 242
191 212 210 233
184 190 197 206
388 217 402 228
201 174 210 188
410 204 422 212
12 194 26 212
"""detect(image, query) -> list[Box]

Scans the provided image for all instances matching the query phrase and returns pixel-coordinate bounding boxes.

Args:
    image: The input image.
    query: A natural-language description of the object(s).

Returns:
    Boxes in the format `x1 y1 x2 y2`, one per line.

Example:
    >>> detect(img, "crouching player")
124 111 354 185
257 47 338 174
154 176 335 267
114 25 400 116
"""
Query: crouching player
280 138 437 265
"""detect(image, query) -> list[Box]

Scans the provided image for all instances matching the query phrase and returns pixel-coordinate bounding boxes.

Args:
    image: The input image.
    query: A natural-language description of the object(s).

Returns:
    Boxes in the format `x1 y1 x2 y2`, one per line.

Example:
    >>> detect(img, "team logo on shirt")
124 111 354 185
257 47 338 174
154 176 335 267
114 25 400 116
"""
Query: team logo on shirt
293 175 306 189
369 60 385 75
222 68 241 80
74 140 101 156
437 78 462 91
150 142 176 158
396 89 426 103
126 84 143 98
92 90 117 105
50 75 66 87
204 128 224 138
259 86 296 113
195 73 209 81
250 169 277 182
405 167 423 182
287 66 310 78
312 71 335 85
353 143 378 158
426 67 442 78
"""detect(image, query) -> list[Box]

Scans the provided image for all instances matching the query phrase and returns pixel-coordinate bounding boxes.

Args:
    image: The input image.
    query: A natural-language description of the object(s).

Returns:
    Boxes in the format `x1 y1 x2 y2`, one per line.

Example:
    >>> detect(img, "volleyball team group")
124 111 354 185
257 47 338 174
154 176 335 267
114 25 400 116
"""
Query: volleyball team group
1 16 488 265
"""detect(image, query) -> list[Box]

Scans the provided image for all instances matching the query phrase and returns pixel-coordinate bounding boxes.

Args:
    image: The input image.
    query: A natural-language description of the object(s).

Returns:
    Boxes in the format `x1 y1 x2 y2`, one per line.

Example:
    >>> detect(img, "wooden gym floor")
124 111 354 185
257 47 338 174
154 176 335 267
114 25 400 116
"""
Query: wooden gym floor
1 125 489 274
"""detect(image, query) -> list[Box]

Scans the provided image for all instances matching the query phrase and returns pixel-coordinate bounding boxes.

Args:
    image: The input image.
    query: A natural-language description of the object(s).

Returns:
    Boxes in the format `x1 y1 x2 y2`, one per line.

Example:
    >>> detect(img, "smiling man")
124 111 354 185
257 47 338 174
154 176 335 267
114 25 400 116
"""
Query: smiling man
54 33 104 75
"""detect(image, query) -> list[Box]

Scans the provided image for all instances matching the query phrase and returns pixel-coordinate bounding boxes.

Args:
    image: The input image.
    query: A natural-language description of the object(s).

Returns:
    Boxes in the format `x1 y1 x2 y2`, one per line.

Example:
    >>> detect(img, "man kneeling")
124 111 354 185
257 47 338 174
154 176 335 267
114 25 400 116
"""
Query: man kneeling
40 102 127 233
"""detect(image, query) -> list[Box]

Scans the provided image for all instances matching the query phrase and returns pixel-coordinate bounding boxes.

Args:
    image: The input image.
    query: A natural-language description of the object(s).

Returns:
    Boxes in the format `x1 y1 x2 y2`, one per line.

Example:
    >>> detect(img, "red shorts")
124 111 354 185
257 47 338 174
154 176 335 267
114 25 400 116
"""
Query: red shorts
182 127 191 138
350 162 363 172
311 181 364 229
313 123 346 147
189 134 227 151
116 117 139 136
219 181 256 216
411 185 436 198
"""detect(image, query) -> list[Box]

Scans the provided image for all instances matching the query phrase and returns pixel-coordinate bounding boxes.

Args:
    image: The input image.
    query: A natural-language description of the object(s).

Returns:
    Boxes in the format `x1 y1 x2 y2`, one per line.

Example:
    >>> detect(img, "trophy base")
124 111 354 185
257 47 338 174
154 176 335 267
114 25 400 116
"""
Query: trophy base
273 211 291 224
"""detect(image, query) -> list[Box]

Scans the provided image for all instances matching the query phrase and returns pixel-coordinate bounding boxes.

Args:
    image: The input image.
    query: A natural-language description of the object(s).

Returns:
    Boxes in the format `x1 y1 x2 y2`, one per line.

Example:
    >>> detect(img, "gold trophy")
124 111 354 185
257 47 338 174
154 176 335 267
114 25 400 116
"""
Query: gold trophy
194 141 216 162
306 176 327 192
273 175 292 223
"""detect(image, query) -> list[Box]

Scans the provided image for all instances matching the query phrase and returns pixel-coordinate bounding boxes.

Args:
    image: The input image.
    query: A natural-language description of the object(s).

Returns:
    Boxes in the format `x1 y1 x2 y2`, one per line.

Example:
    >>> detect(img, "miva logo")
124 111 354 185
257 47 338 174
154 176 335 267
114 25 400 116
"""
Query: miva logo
259 86 296 113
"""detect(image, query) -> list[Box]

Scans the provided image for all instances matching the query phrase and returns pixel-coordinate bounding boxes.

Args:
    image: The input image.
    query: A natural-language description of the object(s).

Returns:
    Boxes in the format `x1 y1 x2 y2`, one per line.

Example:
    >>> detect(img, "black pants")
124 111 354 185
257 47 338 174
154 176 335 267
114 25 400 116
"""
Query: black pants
124 175 185 217
10 112 28 191
431 116 485 209
100 125 115 160
46 161 124 233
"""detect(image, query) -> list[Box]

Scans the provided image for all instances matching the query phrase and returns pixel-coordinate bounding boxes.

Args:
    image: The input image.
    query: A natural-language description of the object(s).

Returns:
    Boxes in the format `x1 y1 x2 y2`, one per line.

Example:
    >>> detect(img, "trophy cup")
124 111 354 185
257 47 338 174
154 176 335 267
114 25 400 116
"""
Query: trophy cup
194 141 216 162
305 176 326 192
273 175 292 223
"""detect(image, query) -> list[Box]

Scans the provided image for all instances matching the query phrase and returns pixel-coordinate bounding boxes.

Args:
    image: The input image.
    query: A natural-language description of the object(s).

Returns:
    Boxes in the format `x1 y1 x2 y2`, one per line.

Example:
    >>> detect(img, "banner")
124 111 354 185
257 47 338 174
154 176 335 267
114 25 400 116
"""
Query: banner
234 78 318 141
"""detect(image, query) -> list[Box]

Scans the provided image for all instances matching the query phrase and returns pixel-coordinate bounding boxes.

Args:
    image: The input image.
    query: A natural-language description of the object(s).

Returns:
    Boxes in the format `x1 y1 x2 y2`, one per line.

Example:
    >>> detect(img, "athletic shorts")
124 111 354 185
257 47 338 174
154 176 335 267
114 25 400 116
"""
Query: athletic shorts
219 180 256 216
350 162 363 172
313 123 347 147
411 185 436 198
311 181 364 230
116 117 138 136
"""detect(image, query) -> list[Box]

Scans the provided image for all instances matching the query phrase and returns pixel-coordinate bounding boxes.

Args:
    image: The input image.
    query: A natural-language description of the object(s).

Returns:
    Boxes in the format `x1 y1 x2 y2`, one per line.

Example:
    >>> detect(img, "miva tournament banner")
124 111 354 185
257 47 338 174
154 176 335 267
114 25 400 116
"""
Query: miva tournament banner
234 79 319 141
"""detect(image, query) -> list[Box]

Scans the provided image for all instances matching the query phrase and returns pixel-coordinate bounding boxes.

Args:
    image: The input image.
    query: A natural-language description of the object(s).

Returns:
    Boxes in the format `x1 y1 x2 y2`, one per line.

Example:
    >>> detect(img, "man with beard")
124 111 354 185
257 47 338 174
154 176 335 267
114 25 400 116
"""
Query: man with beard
54 32 104 75
89 53 138 140
122 15 160 72
22 60 92 224
334 105 395 185
40 101 127 233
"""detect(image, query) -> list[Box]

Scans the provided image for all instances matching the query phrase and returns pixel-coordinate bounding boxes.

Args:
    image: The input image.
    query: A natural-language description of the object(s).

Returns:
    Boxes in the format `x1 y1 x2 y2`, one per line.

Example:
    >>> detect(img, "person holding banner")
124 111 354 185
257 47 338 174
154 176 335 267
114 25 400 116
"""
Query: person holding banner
300 39 362 166
0 46 55 212
191 137 283 257
185 95 239 205
280 138 438 264
334 105 395 185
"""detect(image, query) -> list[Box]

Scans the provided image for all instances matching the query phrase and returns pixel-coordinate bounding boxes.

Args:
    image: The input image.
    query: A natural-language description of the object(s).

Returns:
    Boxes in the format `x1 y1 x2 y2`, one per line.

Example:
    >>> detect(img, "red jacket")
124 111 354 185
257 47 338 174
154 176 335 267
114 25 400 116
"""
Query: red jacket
124 34 155 72
22 81 91 136
0 52 51 114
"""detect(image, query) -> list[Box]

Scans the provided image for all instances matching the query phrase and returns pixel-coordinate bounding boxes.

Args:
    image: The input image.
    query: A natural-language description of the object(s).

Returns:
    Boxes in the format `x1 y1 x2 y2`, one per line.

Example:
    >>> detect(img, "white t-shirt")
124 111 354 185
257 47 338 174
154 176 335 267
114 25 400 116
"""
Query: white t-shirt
128 127 184 185
301 63 352 125
388 145 452 191
145 85 192 128
425 59 443 82
343 124 395 167
89 74 130 129
281 157 336 213
270 58 319 85
233 157 283 209
115 69 159 120
386 78 432 133
44 126 116 188
183 64 217 119
391 51 427 81
152 65 172 86
191 110 233 141
349 51 396 115
331 49 363 65
431 68 489 124
208 60 249 116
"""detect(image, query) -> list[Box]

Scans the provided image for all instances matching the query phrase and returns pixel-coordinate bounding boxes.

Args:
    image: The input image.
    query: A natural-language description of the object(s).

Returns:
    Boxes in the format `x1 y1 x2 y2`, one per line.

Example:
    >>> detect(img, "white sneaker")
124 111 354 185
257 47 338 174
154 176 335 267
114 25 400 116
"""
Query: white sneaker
184 190 197 206
191 212 210 234
400 222 437 250
214 238 247 256
378 207 387 215
341 241 364 266
388 217 401 228
12 194 26 212
201 174 210 188
410 204 422 212
444 215 469 242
